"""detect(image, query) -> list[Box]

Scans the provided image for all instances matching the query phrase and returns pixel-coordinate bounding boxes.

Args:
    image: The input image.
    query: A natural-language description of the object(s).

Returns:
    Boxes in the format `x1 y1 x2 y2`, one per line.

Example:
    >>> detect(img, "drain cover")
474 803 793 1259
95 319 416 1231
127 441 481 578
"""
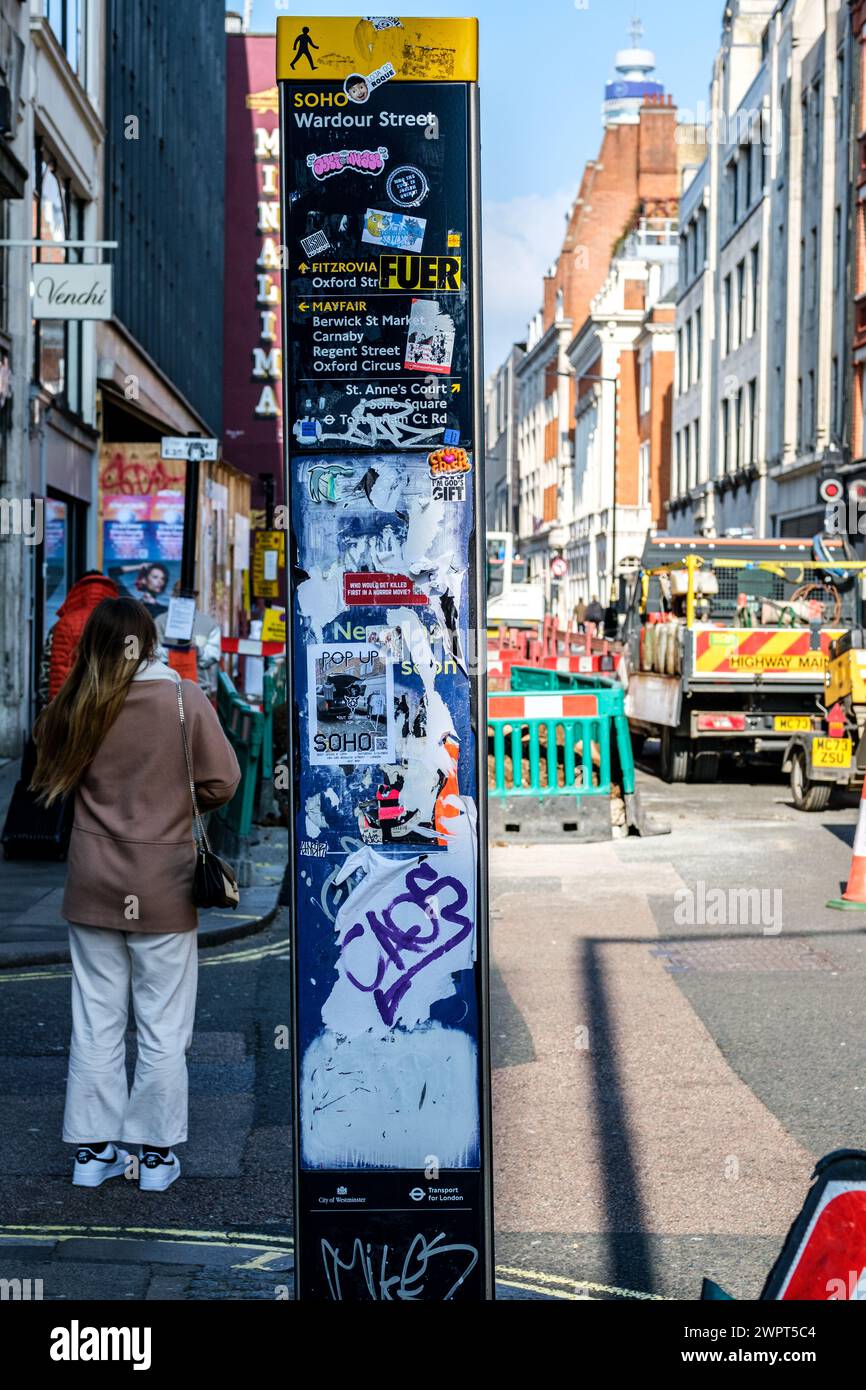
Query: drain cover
650 938 842 974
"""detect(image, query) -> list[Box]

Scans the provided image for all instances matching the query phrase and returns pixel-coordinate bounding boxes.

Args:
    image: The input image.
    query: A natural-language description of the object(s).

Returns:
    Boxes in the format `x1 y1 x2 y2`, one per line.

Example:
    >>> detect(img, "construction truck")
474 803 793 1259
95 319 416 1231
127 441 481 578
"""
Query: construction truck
622 535 866 783
781 629 866 810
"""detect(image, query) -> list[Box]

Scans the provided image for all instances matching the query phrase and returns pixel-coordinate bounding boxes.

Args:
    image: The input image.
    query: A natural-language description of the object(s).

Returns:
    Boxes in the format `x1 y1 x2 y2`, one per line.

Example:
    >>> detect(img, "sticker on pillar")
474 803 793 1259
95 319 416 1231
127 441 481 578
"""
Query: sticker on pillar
362 209 427 253
307 147 389 182
300 229 331 258
344 572 430 606
404 299 455 375
385 164 429 209
429 446 471 502
343 62 396 105
308 642 395 766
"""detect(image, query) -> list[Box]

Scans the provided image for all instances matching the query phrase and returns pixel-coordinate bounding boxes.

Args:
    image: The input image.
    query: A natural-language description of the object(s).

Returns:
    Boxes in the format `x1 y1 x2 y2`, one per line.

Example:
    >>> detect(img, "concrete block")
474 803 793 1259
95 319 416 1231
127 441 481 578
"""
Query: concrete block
489 794 612 844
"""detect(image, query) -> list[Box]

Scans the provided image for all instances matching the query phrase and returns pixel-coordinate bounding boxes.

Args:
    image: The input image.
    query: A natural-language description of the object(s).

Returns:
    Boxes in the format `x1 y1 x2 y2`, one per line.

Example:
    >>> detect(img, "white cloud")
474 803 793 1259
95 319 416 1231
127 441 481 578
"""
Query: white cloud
481 186 573 372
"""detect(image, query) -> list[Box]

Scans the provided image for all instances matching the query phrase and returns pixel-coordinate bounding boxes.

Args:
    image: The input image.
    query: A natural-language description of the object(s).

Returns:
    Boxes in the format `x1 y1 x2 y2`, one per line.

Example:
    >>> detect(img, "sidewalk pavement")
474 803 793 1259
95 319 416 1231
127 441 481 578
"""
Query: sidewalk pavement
0 757 286 967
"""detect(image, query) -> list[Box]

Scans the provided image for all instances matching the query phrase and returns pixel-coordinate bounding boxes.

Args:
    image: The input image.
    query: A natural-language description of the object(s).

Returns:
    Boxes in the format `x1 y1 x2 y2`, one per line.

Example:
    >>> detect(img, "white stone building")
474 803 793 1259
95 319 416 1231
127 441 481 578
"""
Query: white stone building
667 0 853 540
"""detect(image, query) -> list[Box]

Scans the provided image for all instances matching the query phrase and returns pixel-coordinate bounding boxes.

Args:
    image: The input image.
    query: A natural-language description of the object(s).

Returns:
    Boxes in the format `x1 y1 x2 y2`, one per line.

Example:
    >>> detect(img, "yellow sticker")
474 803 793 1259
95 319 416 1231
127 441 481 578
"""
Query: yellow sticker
377 254 461 292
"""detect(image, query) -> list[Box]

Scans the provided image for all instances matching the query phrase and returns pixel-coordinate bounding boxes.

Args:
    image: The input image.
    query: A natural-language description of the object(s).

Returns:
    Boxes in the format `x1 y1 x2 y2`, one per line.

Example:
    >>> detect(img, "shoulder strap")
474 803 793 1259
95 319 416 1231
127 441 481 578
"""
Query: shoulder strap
174 677 211 853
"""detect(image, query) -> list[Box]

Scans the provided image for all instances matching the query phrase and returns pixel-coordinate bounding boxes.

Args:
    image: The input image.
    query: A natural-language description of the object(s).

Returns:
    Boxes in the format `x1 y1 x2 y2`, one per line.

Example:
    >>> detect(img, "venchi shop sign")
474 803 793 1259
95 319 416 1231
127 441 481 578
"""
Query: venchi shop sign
31 263 112 320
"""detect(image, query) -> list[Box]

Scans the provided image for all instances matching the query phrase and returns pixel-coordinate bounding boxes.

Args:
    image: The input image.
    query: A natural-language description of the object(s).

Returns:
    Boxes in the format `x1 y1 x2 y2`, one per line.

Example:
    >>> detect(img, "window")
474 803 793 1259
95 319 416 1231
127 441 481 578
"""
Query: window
743 141 752 209
832 356 839 437
749 246 759 338
801 94 809 182
810 228 818 310
675 430 682 494
694 307 702 381
834 205 841 292
748 379 757 465
693 419 701 487
45 1 86 84
729 159 739 226
684 319 692 393
724 275 732 354
639 440 651 508
32 139 85 415
722 397 731 473
737 260 746 349
735 387 743 469
809 368 816 445
799 238 806 317
797 377 803 450
641 352 652 415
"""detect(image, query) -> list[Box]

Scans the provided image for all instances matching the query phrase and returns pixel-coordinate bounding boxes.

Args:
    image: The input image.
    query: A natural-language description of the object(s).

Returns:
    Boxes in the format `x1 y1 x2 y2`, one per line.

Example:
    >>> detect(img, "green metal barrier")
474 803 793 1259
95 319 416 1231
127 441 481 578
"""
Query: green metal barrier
260 660 286 785
488 690 614 798
216 669 265 838
503 666 635 796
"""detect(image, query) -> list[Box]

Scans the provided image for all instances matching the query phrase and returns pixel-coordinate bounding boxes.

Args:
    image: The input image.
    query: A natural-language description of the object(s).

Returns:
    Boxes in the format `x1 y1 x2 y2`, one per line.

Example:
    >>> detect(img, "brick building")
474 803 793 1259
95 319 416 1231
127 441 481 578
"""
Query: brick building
513 31 683 614
564 218 678 612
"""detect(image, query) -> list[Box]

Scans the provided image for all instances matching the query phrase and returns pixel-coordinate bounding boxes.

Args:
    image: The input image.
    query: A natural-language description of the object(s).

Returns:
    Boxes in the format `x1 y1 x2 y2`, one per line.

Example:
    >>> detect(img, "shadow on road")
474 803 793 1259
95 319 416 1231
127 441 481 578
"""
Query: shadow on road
577 936 653 1294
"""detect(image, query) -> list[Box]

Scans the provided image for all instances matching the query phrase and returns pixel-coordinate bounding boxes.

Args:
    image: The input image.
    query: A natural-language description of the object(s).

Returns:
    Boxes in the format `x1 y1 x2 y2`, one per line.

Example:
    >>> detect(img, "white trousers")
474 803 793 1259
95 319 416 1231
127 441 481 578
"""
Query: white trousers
63 924 198 1149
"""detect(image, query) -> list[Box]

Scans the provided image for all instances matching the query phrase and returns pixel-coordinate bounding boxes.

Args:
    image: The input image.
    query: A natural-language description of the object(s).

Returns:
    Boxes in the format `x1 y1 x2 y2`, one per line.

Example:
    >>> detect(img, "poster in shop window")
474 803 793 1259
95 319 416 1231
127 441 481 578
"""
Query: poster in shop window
279 14 491 1303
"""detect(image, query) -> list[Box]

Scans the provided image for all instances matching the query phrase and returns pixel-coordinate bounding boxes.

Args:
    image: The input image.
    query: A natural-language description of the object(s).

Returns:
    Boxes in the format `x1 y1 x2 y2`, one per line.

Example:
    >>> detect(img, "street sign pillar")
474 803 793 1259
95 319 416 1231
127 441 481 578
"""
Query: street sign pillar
277 13 493 1301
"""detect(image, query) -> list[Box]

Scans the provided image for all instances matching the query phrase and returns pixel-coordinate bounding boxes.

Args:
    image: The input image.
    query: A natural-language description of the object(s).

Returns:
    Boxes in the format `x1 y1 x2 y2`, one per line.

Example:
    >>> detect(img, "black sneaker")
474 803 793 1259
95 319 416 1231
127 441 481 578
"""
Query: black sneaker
139 1149 180 1192
71 1144 129 1188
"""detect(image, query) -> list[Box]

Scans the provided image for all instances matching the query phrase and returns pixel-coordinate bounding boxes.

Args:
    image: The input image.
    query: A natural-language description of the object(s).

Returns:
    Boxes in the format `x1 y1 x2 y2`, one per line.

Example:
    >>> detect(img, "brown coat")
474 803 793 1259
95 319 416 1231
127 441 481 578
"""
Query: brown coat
62 676 241 933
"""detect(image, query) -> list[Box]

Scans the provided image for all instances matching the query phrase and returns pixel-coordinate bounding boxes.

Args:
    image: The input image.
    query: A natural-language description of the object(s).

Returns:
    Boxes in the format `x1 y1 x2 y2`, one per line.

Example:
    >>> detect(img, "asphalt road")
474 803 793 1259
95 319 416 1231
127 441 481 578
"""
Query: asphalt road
490 742 866 1299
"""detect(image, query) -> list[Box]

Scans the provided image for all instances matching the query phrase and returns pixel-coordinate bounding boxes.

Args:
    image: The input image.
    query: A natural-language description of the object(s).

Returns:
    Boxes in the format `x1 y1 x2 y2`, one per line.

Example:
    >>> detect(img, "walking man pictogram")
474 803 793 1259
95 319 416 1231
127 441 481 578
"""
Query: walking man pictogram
291 26 318 71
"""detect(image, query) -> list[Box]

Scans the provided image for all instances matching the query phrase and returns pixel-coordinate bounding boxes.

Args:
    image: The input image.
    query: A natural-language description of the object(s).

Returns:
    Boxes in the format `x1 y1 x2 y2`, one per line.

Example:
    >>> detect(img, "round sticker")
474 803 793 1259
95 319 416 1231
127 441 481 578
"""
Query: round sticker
386 164 430 209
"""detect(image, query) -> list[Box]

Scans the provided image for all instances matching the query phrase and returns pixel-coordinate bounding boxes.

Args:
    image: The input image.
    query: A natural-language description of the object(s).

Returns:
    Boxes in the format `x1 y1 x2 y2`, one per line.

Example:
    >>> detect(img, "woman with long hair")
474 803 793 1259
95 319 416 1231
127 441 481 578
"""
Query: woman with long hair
31 596 240 1191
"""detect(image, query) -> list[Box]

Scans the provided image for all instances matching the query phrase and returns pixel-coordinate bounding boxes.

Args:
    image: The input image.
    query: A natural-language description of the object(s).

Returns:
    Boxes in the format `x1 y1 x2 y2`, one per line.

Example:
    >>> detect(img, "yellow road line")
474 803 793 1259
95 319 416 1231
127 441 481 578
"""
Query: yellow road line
495 1277 591 1300
495 1263 666 1301
0 1223 293 1247
0 935 290 982
0 1226 658 1299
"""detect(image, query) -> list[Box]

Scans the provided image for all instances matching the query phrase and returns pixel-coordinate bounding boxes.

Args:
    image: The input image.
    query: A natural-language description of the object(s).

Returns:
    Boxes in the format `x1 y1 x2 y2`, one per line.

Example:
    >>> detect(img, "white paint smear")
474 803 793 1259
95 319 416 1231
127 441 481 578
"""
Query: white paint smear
297 564 345 642
301 1023 479 1169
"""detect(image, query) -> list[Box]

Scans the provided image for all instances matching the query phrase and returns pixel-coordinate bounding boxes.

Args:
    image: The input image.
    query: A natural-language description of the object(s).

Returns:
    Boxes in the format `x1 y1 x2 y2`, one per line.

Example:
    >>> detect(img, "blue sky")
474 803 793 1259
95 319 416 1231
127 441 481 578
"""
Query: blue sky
235 1 723 365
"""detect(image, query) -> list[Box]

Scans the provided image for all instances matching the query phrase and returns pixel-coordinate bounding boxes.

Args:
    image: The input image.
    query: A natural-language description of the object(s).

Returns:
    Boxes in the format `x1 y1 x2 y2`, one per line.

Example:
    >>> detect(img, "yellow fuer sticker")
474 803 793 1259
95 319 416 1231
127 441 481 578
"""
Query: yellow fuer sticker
377 254 461 291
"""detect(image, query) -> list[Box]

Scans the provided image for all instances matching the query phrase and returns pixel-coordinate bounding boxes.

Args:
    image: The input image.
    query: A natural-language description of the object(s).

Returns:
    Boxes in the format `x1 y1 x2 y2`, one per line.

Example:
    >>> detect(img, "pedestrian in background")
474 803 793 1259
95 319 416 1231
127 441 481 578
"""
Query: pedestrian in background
585 594 605 638
40 570 119 706
572 598 587 631
31 596 240 1192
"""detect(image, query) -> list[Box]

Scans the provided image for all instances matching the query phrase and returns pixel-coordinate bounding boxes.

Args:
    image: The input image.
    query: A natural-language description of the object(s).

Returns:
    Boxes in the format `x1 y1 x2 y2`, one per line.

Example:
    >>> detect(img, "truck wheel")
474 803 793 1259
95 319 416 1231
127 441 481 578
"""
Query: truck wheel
660 728 691 783
790 750 831 812
692 750 721 782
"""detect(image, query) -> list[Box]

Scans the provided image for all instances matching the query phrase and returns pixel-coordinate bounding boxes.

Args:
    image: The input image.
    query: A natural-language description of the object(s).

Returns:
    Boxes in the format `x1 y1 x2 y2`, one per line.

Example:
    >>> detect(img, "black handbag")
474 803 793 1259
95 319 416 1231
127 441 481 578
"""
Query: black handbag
175 678 240 910
1 735 74 861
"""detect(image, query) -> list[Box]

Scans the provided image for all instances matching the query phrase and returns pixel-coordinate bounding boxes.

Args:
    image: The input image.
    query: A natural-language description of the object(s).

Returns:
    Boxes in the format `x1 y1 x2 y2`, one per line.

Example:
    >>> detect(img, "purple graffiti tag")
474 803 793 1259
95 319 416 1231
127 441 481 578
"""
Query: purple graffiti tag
340 861 473 1026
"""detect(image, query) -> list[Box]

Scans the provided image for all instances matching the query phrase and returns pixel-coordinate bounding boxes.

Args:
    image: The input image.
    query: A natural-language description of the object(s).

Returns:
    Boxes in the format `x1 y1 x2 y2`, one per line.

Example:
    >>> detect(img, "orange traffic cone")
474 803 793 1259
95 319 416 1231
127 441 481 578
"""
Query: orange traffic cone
828 777 866 909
